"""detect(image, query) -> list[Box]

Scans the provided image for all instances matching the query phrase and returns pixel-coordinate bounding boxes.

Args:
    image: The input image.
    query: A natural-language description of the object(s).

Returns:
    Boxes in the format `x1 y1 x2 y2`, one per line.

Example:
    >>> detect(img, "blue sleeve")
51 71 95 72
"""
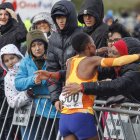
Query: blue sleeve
15 59 36 91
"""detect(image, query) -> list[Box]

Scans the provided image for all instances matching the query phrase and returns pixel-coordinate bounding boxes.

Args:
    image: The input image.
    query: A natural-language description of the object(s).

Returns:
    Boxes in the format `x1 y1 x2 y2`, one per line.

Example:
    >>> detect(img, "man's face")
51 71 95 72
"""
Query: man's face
56 16 67 30
83 14 96 27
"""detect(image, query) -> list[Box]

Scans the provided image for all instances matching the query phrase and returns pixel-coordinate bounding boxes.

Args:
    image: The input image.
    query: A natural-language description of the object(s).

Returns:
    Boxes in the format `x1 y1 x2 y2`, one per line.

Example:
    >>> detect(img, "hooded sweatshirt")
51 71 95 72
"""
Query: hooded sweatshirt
0 44 31 108
51 0 78 36
48 1 82 104
78 0 109 49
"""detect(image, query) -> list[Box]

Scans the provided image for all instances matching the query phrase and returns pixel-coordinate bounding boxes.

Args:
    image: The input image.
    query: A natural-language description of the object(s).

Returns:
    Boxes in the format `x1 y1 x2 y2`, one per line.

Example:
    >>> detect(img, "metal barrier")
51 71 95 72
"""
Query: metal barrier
1 97 140 140
93 100 140 140
0 96 61 140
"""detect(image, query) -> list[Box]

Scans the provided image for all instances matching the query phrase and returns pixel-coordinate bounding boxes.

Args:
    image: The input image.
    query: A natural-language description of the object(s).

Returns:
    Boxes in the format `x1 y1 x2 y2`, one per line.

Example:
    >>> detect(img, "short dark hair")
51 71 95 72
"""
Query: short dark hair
71 32 91 53
109 20 131 38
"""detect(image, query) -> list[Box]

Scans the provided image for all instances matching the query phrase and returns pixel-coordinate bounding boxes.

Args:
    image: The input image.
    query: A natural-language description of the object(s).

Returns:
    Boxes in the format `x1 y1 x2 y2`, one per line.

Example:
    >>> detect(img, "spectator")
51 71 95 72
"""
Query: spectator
78 0 108 49
133 13 140 40
0 44 33 140
0 44 31 108
0 66 15 140
107 20 131 47
31 12 55 39
15 30 59 140
104 10 114 26
47 0 82 110
0 2 27 50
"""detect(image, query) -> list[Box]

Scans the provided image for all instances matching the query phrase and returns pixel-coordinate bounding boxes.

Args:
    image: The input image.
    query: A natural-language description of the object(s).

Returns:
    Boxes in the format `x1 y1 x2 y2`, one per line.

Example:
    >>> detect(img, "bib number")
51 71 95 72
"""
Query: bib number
59 92 83 108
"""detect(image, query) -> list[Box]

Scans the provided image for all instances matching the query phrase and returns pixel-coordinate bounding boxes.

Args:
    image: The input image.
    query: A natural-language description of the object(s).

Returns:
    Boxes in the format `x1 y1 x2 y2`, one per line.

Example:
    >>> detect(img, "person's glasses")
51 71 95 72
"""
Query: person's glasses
108 38 121 43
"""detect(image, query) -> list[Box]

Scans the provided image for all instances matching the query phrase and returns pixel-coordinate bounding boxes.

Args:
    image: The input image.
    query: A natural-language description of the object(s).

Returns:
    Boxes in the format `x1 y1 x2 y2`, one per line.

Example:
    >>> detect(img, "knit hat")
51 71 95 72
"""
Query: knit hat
0 2 14 11
122 37 140 54
113 40 128 56
26 30 48 55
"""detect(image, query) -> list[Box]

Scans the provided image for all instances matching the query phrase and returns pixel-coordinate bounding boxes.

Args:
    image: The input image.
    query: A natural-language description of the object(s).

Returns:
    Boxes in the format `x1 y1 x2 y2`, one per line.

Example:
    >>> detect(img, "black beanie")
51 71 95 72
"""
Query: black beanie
0 2 14 11
123 37 140 54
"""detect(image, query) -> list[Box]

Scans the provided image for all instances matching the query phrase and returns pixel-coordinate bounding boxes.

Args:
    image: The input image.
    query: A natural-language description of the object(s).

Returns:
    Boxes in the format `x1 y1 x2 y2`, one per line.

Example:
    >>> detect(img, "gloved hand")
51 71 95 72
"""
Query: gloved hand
6 8 18 22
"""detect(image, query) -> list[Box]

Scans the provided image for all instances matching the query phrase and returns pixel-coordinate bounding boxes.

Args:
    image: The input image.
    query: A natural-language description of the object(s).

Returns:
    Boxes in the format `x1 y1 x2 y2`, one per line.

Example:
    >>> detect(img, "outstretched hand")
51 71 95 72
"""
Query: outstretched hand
35 70 51 80
62 83 82 97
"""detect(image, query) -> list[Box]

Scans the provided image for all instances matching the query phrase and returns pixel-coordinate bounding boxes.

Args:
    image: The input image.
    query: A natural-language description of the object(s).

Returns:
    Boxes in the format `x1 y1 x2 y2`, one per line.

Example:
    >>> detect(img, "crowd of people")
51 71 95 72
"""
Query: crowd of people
0 0 140 140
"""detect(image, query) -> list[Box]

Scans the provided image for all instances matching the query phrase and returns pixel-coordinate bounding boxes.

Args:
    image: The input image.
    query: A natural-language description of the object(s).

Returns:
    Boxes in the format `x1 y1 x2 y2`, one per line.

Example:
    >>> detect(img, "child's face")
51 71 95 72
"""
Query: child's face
3 54 19 69
31 41 45 58
55 16 67 30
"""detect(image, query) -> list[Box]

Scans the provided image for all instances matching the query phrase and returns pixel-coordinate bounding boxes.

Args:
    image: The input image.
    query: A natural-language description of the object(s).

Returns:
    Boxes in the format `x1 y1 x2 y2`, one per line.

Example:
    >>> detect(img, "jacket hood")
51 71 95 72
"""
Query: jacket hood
31 12 56 31
0 44 24 71
78 0 104 25
26 30 48 55
122 37 140 54
0 2 15 11
51 0 78 35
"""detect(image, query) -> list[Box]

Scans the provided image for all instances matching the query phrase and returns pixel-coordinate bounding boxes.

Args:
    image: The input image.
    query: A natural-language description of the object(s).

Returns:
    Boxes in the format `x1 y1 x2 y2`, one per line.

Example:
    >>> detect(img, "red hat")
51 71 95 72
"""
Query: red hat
113 39 128 56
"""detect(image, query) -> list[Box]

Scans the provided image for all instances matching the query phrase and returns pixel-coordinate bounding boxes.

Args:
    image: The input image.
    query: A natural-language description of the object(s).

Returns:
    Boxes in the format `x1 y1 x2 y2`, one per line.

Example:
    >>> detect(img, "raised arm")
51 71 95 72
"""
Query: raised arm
94 54 140 67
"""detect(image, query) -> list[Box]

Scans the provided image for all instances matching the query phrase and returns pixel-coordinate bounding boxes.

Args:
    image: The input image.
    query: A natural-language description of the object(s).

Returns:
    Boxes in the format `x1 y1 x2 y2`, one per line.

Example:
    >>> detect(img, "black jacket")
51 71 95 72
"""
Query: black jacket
0 15 27 50
0 67 14 119
82 63 140 102
78 0 109 49
47 1 82 104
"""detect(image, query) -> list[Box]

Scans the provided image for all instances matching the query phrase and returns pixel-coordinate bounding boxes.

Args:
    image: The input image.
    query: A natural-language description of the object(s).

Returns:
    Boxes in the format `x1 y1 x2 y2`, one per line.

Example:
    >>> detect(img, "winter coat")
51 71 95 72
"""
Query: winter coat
78 0 109 49
0 66 9 119
15 55 58 118
0 15 27 50
0 44 31 109
82 37 140 102
47 1 82 104
0 2 27 50
133 23 140 41
82 63 140 102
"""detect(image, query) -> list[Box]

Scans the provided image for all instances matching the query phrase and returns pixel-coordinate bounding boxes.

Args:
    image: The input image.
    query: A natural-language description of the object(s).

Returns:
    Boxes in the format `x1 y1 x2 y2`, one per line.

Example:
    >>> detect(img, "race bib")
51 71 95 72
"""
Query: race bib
59 91 83 108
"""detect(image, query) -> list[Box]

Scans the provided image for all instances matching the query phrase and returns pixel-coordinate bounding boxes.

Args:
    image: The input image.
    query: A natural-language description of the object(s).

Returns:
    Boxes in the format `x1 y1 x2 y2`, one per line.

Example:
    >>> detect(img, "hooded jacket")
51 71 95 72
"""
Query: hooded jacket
15 32 58 118
81 37 140 103
0 44 31 108
47 1 82 103
0 2 27 50
78 0 108 49
31 12 56 39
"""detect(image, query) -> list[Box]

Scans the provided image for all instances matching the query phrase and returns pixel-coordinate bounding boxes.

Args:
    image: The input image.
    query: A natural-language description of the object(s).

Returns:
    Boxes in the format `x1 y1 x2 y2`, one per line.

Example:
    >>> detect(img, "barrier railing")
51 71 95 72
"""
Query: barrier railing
1 97 140 140
93 100 140 140
0 96 61 140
